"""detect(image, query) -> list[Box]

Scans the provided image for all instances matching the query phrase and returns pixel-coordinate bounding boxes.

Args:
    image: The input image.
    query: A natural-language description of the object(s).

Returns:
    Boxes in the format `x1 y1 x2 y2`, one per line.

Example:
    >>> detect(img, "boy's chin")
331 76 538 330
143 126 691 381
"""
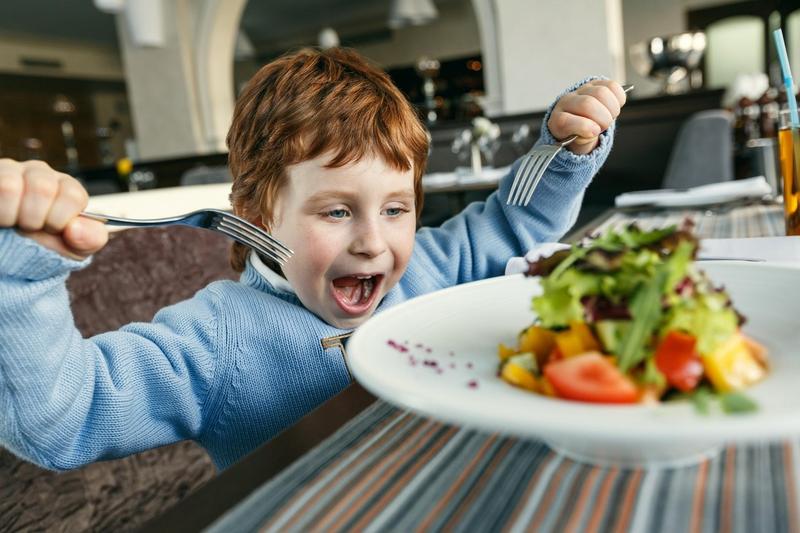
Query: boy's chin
326 312 374 330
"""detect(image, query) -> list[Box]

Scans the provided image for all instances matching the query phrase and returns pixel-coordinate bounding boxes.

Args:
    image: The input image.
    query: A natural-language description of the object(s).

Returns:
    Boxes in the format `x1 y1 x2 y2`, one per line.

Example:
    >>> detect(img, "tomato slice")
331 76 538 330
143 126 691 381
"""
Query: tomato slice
654 330 704 392
543 352 638 404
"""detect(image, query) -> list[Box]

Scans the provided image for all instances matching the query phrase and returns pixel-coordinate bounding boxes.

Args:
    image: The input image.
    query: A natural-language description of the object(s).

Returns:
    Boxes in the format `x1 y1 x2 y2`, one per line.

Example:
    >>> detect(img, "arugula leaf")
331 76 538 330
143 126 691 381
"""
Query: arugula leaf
719 392 758 414
617 265 668 372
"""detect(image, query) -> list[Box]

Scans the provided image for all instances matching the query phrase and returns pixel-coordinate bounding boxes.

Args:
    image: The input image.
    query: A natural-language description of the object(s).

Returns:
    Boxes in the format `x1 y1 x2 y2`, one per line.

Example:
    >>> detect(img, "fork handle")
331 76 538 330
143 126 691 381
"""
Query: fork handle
559 135 579 147
81 211 185 227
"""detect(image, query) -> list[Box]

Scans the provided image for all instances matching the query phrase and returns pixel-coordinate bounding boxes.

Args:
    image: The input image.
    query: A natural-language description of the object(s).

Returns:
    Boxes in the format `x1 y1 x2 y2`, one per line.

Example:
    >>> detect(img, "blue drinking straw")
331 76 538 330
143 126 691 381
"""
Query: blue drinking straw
774 28 800 128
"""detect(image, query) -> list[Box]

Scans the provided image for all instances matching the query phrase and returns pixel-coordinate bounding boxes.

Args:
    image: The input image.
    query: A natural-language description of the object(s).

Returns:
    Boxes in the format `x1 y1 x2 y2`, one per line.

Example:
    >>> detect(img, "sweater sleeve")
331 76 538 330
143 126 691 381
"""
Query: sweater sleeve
0 229 222 470
411 77 614 289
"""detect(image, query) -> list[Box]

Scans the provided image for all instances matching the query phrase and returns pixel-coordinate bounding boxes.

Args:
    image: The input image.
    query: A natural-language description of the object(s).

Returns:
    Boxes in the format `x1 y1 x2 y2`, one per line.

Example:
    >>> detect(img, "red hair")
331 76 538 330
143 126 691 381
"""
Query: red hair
226 47 429 272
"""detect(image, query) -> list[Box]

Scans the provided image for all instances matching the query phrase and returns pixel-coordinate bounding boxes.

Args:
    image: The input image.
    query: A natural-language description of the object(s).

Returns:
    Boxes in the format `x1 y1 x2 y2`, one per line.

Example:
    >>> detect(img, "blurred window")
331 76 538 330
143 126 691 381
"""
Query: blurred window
789 9 800 81
706 16 764 89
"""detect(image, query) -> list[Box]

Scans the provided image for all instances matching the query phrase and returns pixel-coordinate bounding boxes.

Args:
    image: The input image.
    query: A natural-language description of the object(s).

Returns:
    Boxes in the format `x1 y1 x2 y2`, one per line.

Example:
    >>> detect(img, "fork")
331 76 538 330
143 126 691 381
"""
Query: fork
506 84 634 207
81 209 293 266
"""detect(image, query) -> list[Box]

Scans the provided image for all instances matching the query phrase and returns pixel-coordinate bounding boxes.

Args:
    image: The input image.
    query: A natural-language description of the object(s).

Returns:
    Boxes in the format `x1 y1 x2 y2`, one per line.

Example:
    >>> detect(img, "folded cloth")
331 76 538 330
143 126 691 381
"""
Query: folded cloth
421 172 458 189
422 165 513 190
698 236 800 264
614 176 772 208
505 236 800 276
455 165 512 185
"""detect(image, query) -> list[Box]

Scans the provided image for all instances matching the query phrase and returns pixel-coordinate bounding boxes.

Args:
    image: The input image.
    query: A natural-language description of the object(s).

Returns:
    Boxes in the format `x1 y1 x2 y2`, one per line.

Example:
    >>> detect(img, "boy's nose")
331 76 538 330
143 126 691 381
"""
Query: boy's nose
349 220 387 258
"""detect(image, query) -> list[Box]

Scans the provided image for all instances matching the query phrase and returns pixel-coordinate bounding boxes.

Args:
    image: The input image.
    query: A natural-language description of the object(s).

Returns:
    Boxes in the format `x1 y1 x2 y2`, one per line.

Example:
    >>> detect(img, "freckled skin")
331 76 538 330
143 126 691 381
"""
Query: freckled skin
268 154 417 329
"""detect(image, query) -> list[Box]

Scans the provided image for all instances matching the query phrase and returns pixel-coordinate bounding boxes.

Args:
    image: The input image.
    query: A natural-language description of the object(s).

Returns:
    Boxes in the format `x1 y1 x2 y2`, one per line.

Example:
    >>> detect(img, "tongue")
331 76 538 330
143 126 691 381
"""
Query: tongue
333 276 363 304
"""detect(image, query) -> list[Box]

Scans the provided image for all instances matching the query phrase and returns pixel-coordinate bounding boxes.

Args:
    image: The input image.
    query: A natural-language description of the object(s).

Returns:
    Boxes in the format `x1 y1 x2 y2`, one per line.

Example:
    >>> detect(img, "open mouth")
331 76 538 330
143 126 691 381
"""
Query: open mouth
330 273 384 315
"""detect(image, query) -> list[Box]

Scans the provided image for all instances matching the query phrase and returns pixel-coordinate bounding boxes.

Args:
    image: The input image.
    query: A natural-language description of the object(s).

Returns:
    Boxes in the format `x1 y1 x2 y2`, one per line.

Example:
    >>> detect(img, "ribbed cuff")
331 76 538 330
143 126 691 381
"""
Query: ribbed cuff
0 228 90 281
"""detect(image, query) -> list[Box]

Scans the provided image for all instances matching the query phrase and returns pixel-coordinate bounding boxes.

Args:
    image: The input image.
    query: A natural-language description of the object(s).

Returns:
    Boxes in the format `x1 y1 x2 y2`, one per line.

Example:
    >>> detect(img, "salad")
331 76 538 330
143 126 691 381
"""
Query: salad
497 223 768 411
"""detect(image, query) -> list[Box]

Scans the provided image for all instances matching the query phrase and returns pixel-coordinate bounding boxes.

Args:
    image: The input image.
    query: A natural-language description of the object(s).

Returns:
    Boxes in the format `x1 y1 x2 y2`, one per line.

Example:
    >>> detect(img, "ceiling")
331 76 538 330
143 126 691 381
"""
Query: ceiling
0 0 458 53
0 0 118 45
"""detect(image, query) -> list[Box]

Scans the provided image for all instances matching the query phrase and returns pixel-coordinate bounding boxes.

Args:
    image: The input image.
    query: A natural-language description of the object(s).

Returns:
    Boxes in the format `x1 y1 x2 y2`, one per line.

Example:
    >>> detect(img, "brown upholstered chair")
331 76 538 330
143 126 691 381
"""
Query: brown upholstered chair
0 226 237 531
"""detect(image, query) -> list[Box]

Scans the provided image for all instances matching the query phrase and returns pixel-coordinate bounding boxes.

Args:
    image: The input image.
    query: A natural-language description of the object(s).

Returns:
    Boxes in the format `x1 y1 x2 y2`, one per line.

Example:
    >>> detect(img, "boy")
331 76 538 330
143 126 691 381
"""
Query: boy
0 48 626 471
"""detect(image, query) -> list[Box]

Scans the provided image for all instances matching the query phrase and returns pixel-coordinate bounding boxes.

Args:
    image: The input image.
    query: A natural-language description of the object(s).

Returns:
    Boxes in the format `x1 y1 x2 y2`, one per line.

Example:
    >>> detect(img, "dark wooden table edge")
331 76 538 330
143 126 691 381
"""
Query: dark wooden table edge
142 383 377 532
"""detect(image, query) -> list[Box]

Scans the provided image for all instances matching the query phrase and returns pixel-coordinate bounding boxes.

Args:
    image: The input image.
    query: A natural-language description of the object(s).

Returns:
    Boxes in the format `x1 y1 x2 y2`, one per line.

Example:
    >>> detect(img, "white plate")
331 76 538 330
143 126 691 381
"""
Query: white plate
348 262 800 468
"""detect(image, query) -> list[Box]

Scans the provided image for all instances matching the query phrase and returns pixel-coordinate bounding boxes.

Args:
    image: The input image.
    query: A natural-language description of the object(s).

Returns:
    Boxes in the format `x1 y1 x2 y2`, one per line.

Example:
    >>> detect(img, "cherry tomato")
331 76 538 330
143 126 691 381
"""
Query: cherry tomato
543 352 638 404
654 330 704 392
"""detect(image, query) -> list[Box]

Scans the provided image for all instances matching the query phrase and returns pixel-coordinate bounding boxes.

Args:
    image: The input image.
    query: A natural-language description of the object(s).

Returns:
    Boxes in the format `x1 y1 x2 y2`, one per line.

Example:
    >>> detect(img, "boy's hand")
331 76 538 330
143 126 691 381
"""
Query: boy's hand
547 80 628 155
0 159 108 260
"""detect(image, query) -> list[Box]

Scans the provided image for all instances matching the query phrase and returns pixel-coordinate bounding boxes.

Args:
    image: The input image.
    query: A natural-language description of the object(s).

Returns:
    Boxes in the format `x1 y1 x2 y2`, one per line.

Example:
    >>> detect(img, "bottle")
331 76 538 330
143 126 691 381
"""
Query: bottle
778 107 800 235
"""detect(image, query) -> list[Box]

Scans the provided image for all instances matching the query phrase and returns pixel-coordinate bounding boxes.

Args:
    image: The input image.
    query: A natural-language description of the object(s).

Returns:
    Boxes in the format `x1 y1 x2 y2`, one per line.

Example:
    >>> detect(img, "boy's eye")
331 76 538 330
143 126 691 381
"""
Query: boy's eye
385 207 406 216
326 208 350 219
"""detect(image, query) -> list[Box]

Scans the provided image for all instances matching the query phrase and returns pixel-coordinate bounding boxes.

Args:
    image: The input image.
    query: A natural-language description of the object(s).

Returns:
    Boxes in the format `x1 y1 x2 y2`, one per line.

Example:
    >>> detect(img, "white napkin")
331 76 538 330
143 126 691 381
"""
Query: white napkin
455 165 512 185
422 165 512 190
421 172 458 189
614 176 772 208
505 236 800 276
698 237 800 264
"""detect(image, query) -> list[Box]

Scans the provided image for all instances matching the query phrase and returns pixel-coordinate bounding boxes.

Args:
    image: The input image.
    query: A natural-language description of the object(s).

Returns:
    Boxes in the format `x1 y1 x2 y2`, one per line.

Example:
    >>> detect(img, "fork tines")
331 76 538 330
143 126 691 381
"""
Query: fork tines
213 213 293 266
506 145 561 206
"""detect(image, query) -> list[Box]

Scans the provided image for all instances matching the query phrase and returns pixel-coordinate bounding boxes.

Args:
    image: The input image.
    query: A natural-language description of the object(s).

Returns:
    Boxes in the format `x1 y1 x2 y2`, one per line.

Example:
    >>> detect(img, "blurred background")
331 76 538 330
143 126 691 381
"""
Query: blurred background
0 1 797 205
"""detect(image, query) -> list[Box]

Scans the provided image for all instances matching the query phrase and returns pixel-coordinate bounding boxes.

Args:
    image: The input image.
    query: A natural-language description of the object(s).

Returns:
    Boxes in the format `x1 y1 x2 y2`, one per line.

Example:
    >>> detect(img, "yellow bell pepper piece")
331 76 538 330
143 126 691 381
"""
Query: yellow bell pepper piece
569 321 601 352
554 329 584 357
553 322 602 358
497 343 517 361
501 361 539 391
703 333 766 392
518 325 556 358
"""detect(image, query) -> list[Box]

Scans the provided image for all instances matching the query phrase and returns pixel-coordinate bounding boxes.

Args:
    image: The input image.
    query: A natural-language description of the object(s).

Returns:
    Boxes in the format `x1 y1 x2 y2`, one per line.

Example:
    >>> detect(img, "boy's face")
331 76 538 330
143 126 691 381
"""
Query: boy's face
269 153 417 329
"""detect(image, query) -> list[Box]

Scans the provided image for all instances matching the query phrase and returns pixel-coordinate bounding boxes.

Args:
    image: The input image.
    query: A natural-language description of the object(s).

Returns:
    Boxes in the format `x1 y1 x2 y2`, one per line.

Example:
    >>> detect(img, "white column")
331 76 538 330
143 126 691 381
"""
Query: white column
115 0 244 160
473 0 626 116
194 0 247 153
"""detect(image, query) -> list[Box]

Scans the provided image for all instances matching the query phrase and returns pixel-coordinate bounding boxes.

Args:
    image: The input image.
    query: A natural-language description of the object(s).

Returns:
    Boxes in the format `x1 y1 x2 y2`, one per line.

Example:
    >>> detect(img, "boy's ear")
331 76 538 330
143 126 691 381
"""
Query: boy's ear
258 212 275 232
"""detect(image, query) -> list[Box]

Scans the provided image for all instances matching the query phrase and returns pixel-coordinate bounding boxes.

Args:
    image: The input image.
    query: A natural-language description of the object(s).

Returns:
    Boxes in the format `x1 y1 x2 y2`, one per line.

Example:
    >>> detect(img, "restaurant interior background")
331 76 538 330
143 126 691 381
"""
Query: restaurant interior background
1 0 799 224
1 0 799 530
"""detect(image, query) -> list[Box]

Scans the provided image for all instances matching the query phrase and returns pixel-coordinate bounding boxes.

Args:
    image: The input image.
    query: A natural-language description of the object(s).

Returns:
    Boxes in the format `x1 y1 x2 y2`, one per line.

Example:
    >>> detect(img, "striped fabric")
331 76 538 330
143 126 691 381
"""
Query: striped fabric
208 202 797 533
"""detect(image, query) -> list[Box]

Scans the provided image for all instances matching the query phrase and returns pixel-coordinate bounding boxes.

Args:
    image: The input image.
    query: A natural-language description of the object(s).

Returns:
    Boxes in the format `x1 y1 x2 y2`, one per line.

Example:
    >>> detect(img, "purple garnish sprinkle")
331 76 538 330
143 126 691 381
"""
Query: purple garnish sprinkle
467 380 479 389
387 339 409 353
466 362 474 369
423 359 439 367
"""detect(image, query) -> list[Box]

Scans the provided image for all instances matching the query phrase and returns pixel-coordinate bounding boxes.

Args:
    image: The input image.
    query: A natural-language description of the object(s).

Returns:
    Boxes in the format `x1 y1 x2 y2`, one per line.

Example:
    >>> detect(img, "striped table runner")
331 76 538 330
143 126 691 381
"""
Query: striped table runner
209 202 798 533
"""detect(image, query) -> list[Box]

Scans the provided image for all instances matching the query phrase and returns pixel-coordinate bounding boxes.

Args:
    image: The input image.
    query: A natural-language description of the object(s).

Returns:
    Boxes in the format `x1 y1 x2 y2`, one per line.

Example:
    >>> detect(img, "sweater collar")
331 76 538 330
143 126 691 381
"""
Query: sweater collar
248 251 295 294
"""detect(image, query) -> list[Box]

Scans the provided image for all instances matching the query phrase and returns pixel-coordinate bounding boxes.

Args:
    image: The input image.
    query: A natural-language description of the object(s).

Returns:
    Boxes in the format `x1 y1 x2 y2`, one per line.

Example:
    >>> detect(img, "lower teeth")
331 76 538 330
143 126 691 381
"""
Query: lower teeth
362 278 374 301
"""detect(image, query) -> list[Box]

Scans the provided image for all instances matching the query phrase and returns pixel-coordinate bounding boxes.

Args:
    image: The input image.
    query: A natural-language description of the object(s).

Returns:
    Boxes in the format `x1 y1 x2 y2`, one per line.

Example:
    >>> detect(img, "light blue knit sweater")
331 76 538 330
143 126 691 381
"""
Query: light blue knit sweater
0 90 613 471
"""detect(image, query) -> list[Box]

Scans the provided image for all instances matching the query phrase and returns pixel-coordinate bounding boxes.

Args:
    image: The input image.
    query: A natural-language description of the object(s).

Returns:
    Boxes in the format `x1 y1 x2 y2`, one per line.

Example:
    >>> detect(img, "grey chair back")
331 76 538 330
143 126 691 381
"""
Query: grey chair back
661 109 734 189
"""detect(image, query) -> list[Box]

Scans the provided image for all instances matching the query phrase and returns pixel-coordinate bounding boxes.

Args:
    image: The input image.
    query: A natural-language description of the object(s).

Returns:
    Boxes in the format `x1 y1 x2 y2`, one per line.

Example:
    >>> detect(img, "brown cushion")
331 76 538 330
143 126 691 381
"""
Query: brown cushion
1 226 237 530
